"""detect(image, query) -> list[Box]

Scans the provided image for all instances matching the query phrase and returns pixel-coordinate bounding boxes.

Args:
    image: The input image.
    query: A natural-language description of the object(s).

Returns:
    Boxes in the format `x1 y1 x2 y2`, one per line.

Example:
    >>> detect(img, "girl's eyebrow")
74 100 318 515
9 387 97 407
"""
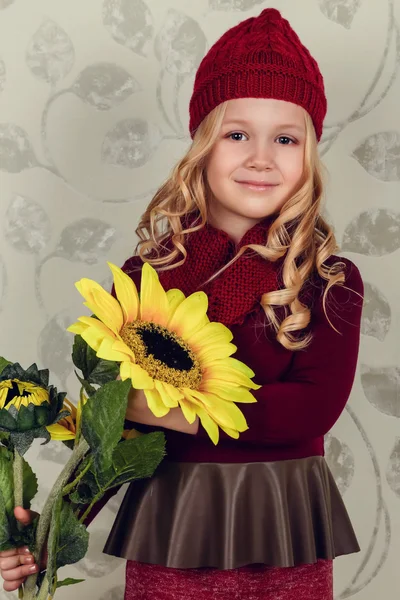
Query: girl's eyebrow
222 119 305 134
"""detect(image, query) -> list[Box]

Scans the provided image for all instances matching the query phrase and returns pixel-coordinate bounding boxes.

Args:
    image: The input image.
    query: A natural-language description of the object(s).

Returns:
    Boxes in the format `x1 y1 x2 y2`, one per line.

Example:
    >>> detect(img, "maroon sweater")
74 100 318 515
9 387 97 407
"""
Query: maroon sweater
84 219 363 525
121 219 364 464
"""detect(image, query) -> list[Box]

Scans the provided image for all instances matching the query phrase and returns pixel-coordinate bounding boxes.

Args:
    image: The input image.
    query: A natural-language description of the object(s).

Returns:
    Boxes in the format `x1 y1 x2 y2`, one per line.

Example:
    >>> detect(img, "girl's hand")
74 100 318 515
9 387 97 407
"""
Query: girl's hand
126 388 199 435
0 507 47 592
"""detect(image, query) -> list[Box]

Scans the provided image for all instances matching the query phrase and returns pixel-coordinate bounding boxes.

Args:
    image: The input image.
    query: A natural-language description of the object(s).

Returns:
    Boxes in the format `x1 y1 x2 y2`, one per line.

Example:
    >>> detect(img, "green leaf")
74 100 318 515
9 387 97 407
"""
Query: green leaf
88 359 119 386
99 432 166 489
22 454 38 508
0 446 14 516
75 372 96 397
16 404 35 431
10 430 36 456
81 379 131 472
0 408 17 431
0 491 11 547
56 501 89 568
73 432 166 508
72 334 100 380
56 577 85 589
56 577 86 588
72 334 119 386
0 357 11 376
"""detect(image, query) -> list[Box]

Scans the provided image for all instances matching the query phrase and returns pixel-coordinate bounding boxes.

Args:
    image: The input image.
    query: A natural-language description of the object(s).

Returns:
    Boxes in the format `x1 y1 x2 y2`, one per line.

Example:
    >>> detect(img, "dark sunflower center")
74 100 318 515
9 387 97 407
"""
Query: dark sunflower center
5 381 30 405
120 321 202 389
137 325 194 371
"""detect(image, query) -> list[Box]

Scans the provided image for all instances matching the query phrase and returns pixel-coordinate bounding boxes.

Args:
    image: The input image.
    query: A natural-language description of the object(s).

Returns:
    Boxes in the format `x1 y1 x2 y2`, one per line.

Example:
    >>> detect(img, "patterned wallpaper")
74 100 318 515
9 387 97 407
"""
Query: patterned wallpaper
0 0 399 598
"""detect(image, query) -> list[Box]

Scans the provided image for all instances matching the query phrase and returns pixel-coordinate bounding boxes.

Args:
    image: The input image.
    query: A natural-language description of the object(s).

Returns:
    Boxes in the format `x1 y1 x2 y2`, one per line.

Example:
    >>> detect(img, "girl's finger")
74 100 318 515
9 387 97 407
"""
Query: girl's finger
1 563 38 582
0 554 35 571
3 578 26 592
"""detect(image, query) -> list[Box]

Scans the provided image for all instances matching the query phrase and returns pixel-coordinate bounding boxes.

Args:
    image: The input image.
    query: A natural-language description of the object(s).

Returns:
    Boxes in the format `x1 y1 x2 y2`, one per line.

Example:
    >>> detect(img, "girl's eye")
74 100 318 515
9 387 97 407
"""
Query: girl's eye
227 132 248 141
277 136 296 145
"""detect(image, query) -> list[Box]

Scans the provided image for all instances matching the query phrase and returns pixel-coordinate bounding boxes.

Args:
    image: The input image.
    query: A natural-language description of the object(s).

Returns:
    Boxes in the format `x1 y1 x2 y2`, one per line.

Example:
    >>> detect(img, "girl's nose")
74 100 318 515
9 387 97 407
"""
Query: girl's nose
245 143 275 170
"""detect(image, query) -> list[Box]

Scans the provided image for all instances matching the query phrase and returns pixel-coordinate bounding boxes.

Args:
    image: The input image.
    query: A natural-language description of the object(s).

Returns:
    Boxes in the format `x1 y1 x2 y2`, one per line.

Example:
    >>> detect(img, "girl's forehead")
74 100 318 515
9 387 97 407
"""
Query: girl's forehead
223 98 306 129
224 98 305 123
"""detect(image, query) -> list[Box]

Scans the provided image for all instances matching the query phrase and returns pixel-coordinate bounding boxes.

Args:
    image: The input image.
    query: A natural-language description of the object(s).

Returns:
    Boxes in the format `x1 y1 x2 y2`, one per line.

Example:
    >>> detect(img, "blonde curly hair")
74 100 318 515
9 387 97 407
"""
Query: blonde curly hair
135 101 347 351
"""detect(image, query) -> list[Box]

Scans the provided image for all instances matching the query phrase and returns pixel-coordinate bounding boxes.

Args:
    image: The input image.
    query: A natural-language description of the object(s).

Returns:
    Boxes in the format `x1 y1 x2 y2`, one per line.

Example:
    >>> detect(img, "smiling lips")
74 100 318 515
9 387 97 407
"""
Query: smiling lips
236 180 279 191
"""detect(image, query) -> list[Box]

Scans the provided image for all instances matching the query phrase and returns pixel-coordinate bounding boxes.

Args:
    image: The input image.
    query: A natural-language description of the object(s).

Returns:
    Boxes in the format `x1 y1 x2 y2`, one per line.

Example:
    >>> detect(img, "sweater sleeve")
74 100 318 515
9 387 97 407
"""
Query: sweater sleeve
238 258 364 445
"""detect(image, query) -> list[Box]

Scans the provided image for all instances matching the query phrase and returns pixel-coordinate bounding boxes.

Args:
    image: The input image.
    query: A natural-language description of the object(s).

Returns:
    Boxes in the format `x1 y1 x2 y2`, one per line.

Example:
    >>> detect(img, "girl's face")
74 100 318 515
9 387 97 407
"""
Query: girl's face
205 98 307 233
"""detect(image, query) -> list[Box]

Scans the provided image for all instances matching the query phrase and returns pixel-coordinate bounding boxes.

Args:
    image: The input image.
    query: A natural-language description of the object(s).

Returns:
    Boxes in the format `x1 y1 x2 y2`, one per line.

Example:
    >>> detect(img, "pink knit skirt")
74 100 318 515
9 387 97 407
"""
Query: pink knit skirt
124 559 333 600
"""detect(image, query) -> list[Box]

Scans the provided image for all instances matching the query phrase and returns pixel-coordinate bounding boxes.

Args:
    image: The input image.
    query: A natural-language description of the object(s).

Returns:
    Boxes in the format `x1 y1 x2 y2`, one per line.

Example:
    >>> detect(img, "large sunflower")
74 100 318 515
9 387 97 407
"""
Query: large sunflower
68 263 260 444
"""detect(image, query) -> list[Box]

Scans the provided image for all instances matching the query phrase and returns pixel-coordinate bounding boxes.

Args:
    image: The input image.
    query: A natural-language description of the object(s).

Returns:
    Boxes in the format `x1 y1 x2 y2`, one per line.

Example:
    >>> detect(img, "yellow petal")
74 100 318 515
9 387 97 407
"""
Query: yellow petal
187 322 233 349
161 381 184 403
201 381 257 403
195 406 219 445
168 292 209 339
67 321 88 335
188 390 247 431
0 388 8 410
205 364 260 390
108 262 139 325
178 397 197 424
120 361 154 390
85 286 123 334
144 388 170 417
75 278 106 304
112 339 135 360
220 425 240 439
46 424 75 441
96 337 133 362
140 263 170 326
197 343 237 364
78 316 117 338
81 327 108 352
166 288 186 319
154 380 179 408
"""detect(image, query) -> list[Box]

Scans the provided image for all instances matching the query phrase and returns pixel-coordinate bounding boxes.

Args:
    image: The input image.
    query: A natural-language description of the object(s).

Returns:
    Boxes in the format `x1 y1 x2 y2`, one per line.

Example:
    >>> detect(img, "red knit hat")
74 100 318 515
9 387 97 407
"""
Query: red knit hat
189 8 327 141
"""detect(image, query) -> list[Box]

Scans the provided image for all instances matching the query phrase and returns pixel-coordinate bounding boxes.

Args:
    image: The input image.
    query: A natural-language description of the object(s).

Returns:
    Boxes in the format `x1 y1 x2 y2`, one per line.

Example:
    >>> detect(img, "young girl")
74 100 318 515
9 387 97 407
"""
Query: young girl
0 8 363 600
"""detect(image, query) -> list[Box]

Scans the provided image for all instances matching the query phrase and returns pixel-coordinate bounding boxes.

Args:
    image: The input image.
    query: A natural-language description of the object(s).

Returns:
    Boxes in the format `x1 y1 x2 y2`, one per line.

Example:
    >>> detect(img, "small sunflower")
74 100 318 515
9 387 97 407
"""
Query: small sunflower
0 362 70 455
68 262 260 444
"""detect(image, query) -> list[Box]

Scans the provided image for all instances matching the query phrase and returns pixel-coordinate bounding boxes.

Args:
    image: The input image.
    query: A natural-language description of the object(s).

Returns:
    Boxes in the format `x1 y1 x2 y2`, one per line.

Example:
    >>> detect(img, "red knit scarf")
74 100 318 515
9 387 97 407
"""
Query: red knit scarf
157 217 280 327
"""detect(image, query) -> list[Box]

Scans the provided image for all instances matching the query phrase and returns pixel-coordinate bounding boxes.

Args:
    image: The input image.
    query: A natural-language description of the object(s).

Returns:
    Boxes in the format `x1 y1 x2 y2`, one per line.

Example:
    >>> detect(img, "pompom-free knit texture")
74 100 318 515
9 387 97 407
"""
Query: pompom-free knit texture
189 8 327 141
157 217 279 327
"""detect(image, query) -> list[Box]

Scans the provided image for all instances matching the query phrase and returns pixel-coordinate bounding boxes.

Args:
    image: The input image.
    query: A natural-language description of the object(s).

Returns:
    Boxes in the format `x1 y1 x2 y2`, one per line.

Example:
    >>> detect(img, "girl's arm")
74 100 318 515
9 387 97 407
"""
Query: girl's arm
227 260 364 444
126 388 199 434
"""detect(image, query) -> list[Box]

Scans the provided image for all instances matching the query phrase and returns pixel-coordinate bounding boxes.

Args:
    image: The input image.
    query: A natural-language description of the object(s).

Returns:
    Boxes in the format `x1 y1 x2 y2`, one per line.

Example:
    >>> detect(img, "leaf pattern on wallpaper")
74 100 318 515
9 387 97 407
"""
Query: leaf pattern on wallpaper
71 62 140 110
318 0 363 29
342 209 400 256
37 439 72 465
102 0 154 57
209 0 265 10
325 433 355 495
75 531 122 577
0 0 15 8
361 365 400 418
386 438 400 499
102 118 162 168
26 18 75 84
54 218 116 263
0 59 5 93
100 586 126 600
37 309 75 388
352 132 400 182
154 10 206 77
0 123 38 173
4 195 51 254
362 282 391 342
0 254 8 315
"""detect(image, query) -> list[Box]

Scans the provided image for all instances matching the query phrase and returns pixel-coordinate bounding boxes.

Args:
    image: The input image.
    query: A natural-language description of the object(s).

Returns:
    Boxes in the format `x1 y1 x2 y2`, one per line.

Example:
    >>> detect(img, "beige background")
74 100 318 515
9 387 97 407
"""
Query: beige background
0 0 399 598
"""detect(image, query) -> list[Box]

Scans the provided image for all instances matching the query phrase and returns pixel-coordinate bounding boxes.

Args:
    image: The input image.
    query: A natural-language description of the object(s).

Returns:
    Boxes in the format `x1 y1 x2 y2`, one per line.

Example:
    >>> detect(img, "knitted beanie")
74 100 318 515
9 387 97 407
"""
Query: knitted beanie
189 8 327 141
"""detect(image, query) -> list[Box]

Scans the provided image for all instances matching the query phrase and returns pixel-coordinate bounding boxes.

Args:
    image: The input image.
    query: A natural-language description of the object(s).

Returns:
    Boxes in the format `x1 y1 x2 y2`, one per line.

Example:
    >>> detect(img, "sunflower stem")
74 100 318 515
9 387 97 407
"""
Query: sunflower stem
22 437 90 600
61 455 93 496
13 449 25 600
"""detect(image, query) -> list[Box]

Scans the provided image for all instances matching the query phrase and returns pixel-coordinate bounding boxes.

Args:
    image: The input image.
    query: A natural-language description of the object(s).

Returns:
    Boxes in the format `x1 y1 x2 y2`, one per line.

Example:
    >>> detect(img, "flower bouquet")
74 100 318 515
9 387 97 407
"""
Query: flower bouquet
0 262 259 599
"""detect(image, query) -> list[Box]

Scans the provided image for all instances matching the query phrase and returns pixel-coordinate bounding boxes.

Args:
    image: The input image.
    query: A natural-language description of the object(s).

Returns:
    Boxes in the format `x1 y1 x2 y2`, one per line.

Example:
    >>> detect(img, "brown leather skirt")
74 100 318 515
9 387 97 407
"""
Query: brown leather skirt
103 456 360 570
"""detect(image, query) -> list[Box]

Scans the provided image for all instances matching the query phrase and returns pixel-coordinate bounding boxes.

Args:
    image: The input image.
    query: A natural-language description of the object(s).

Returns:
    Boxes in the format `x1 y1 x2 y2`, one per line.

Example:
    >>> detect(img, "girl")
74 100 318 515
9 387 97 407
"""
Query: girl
0 8 363 600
